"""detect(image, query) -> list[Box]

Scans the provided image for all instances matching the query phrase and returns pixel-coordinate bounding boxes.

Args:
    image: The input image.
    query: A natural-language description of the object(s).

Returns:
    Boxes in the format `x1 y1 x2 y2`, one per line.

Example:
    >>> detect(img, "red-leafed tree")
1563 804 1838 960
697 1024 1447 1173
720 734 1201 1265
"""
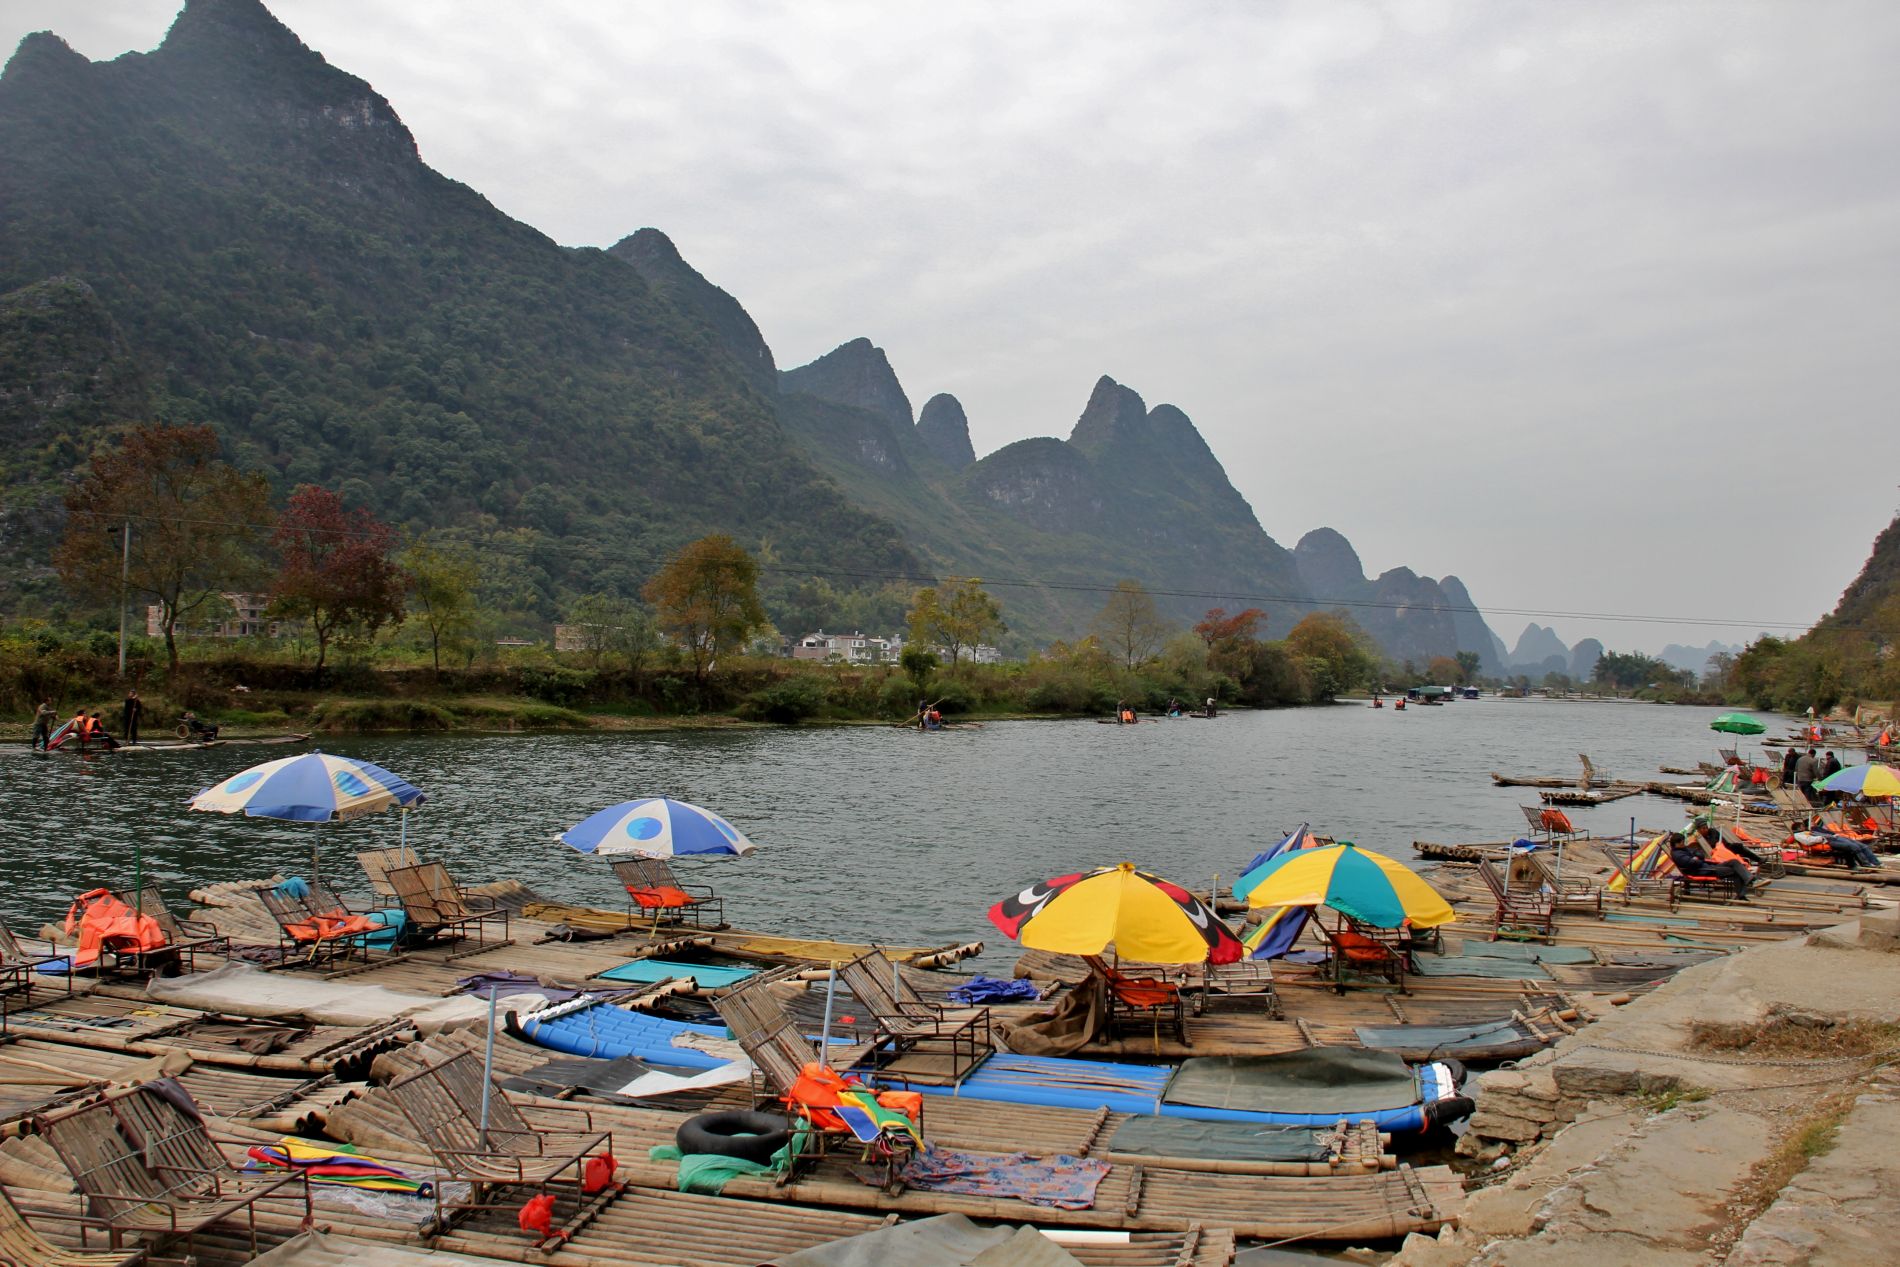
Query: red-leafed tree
1194 606 1268 678
269 486 406 674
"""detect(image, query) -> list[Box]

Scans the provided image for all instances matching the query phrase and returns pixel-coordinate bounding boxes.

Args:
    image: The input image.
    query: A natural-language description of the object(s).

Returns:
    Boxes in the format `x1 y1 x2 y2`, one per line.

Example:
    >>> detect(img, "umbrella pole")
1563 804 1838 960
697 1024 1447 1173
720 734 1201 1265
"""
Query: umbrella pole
311 822 322 893
133 843 143 915
818 962 838 1066
478 986 497 1149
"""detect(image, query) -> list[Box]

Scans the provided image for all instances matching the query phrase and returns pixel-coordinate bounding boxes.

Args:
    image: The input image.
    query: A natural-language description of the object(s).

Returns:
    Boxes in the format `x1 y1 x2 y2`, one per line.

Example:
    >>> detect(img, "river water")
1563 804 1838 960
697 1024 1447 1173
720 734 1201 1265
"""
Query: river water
1 700 1787 966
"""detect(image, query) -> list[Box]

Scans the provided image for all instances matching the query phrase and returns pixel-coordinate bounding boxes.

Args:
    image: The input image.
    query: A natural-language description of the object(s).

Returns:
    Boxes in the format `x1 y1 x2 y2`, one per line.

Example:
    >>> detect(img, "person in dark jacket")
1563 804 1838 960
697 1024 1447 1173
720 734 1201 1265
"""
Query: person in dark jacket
1817 750 1843 803
1779 746 1800 789
121 689 143 744
1667 830 1752 898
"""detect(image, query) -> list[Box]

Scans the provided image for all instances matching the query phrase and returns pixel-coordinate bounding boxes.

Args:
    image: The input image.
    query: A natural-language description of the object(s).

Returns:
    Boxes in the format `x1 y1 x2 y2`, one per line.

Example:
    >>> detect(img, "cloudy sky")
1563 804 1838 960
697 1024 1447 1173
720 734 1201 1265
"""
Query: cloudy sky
7 0 1898 654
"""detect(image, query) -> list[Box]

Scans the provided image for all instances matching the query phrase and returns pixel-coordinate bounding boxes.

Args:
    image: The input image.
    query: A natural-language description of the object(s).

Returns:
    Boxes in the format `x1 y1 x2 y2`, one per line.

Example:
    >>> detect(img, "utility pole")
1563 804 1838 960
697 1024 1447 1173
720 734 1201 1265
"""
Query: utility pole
117 520 131 678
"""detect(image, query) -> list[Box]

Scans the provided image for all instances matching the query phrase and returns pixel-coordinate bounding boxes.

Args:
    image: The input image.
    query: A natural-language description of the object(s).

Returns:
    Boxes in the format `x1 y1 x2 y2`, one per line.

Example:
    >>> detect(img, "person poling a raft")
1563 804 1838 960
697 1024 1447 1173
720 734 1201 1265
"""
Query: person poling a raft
916 700 944 731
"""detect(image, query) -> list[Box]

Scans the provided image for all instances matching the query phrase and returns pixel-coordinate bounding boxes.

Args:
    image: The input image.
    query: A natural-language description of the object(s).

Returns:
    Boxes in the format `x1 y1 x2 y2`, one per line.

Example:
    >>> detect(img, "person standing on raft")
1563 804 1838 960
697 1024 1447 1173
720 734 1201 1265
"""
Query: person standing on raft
121 689 143 744
30 700 56 750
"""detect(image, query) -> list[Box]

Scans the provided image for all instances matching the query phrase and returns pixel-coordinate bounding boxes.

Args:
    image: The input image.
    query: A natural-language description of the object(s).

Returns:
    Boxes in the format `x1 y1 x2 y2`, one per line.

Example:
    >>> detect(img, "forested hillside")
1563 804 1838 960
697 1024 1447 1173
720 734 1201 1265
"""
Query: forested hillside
0 0 918 626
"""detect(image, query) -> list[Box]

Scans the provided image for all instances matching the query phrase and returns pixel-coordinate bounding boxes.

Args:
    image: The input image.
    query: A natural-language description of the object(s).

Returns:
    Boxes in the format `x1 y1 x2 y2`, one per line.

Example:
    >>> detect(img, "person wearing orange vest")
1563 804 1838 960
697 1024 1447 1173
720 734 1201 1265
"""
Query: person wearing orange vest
68 707 90 751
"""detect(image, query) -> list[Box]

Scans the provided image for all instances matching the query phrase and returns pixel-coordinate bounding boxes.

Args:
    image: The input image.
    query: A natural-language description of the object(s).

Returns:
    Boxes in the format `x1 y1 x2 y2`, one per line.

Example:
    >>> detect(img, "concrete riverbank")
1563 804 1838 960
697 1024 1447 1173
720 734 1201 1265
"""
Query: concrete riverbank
1389 907 1900 1265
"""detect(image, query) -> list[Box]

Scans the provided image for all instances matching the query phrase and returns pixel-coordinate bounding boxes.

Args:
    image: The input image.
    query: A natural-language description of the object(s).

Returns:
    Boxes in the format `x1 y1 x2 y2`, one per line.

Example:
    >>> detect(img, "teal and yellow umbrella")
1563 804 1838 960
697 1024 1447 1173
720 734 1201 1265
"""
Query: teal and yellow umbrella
1234 842 1455 931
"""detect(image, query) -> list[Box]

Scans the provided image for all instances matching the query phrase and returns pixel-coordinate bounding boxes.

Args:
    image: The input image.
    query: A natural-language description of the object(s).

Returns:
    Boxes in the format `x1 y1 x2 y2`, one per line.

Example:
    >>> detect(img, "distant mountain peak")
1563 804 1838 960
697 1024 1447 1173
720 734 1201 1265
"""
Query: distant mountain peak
1293 528 1367 599
1067 375 1148 453
916 393 974 469
607 228 777 396
780 338 913 432
161 0 316 64
1 31 91 93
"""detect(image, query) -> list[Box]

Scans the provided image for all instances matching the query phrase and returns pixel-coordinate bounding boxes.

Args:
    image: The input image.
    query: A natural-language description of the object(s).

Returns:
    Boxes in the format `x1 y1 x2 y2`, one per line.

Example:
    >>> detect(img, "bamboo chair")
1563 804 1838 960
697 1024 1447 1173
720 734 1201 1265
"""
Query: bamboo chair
1082 955 1187 1047
256 882 374 967
1476 858 1556 943
106 886 227 976
1319 917 1409 994
710 976 913 1189
712 974 876 1099
35 1084 309 1256
1 919 72 1018
0 1184 145 1267
355 847 417 903
608 857 724 929
387 1051 618 1241
384 862 509 947
833 950 991 1083
1518 805 1583 844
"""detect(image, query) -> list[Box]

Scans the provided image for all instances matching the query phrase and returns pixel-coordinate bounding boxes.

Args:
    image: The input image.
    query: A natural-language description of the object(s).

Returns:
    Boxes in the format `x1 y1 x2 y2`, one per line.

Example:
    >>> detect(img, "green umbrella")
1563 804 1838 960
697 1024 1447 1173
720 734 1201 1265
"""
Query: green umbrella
1709 712 1766 736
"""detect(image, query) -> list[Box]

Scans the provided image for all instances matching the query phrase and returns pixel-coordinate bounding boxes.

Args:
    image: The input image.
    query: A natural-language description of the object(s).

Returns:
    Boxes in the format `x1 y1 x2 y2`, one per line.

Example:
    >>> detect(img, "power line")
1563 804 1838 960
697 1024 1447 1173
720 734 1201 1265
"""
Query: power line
59 506 1828 635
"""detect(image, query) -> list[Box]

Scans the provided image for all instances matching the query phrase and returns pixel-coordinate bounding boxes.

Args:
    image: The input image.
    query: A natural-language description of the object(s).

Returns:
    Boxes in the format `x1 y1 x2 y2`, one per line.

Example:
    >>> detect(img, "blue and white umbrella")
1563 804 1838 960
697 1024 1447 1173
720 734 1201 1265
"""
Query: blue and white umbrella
558 797 756 858
190 751 427 887
190 751 426 821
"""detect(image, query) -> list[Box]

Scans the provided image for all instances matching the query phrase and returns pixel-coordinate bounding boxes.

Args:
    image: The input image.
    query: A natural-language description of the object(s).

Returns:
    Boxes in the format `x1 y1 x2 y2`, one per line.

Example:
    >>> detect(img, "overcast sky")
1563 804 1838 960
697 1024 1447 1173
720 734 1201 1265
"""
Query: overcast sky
7 1 1898 654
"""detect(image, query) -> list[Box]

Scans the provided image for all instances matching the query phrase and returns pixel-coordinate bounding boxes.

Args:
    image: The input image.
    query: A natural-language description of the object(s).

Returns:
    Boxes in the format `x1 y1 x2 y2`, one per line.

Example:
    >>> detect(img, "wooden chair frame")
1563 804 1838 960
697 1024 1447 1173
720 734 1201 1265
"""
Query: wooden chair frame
834 950 991 1083
712 973 876 1102
0 1183 145 1267
608 857 724 930
385 862 509 947
1476 858 1556 942
105 886 228 977
34 1084 310 1256
1320 916 1410 994
710 976 913 1190
387 1051 618 1241
1083 955 1188 1046
256 881 374 967
1 919 73 1025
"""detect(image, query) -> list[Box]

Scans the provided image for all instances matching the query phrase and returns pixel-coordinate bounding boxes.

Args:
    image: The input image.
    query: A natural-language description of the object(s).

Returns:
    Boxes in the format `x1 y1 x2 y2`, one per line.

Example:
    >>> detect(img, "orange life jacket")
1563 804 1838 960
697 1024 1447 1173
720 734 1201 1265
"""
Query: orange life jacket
1120 709 1135 723
62 889 166 967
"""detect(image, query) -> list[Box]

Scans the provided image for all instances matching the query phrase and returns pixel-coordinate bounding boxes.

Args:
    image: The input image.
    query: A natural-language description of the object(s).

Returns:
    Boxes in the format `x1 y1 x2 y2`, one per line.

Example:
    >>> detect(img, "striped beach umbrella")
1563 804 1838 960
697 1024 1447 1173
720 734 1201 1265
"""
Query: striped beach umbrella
1816 763 1900 799
190 751 425 821
557 797 756 858
190 751 425 888
1236 842 1455 930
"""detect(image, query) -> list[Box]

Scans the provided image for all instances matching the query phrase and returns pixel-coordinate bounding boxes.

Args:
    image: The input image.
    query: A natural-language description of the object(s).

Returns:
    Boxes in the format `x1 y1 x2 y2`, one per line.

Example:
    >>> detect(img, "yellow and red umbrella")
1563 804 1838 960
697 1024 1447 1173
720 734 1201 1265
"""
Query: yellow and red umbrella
987 861 1245 964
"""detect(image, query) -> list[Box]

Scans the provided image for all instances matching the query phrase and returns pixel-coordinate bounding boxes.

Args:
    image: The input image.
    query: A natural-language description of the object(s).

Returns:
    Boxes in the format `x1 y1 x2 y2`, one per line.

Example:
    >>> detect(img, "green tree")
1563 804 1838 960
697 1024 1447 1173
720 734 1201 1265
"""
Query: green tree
402 538 479 675
1091 580 1171 670
907 578 1005 666
1286 612 1377 697
566 592 656 671
643 534 766 692
54 424 272 675
900 644 939 693
1454 650 1483 684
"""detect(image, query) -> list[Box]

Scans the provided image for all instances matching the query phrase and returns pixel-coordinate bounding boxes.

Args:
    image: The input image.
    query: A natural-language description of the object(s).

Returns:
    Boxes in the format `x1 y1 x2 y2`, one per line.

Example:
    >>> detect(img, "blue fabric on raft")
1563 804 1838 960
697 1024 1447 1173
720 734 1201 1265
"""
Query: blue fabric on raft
519 1001 1439 1131
944 975 1041 1003
596 960 757 987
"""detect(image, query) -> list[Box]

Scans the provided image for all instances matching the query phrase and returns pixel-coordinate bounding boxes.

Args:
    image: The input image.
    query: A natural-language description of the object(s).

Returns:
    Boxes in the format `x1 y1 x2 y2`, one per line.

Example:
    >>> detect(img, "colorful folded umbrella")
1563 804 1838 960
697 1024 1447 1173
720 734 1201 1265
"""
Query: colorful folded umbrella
246 1138 431 1195
988 861 1244 964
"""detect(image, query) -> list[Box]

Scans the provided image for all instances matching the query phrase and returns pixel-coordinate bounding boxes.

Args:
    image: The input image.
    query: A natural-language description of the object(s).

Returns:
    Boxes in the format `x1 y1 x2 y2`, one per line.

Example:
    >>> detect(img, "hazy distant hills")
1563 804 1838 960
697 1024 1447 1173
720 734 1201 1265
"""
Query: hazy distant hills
0 0 1518 660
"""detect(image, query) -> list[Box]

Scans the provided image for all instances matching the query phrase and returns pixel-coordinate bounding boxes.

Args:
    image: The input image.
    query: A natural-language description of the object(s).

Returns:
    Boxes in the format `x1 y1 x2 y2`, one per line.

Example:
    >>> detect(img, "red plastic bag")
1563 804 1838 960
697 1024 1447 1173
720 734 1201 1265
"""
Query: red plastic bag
517 1193 557 1238
582 1153 618 1193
